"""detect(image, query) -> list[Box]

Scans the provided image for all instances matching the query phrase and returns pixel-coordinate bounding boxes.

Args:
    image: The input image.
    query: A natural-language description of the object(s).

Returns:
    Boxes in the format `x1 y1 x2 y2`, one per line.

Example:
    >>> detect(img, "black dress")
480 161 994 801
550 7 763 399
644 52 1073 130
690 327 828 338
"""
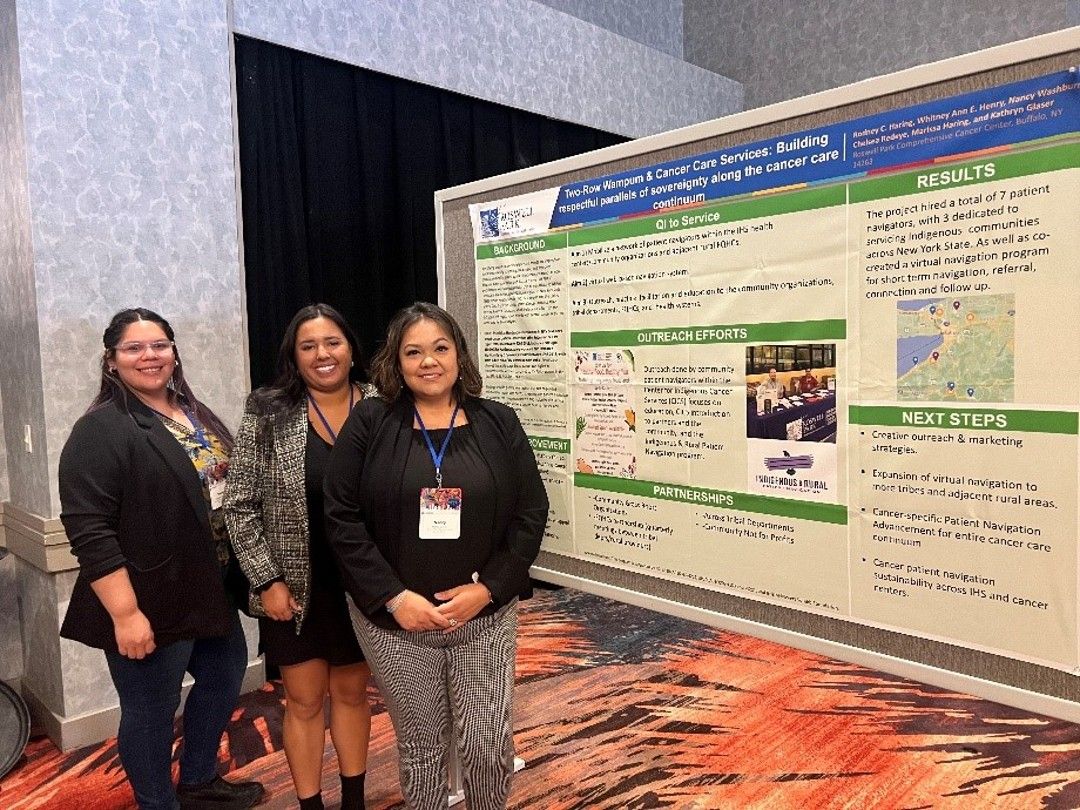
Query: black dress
258 424 365 667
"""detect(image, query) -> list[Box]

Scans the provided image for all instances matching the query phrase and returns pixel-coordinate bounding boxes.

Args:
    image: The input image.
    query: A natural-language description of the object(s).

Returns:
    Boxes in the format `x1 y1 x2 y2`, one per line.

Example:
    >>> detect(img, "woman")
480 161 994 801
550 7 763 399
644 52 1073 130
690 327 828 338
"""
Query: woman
324 302 548 810
58 308 263 810
224 304 374 810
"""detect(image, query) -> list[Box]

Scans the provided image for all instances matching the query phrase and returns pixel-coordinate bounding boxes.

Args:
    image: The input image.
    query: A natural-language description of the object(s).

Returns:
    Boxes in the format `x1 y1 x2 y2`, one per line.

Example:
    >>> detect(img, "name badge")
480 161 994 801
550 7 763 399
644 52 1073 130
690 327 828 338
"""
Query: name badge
419 487 462 539
208 477 227 511
206 459 229 510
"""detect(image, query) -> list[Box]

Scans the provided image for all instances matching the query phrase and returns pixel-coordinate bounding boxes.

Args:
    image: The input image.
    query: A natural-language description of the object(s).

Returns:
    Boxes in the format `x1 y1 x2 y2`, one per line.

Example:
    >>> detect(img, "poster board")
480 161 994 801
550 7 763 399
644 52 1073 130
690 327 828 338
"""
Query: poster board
436 31 1080 718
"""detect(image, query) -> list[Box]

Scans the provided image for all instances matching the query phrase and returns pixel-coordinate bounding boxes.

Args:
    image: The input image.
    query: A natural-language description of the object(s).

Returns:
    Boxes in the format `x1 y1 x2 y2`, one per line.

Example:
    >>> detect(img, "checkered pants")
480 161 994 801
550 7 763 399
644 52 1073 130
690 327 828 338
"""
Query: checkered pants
351 601 518 810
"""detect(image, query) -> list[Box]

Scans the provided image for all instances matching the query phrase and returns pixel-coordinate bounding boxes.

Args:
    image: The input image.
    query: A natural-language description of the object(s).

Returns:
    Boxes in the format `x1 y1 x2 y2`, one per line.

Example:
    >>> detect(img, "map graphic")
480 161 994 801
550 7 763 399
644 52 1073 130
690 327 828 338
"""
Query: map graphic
896 294 1014 402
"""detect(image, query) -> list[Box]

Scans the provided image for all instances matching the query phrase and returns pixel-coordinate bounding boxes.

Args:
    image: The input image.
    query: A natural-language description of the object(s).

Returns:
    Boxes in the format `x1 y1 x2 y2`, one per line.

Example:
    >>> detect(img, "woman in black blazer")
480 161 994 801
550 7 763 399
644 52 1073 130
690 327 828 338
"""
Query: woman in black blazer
325 302 548 810
59 308 263 810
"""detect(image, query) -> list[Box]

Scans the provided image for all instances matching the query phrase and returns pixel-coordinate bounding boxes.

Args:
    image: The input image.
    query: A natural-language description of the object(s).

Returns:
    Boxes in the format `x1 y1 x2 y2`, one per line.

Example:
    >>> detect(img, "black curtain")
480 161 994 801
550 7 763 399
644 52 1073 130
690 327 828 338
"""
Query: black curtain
235 36 625 388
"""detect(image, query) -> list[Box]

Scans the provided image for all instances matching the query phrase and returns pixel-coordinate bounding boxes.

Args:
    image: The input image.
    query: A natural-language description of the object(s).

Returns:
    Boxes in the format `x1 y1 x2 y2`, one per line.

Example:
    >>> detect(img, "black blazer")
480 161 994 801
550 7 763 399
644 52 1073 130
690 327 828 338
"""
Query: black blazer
58 396 233 651
324 396 549 619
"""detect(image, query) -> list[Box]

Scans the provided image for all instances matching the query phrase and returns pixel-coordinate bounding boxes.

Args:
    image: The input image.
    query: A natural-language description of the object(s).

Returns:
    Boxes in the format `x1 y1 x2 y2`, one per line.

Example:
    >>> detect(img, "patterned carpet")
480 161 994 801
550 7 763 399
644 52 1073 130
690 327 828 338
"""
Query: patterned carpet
2 586 1078 809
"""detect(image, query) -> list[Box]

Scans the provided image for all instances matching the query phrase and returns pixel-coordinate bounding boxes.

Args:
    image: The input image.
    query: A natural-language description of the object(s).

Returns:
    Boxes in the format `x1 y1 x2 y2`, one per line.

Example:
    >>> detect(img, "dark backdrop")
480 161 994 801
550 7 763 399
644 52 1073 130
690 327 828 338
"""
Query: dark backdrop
234 35 625 388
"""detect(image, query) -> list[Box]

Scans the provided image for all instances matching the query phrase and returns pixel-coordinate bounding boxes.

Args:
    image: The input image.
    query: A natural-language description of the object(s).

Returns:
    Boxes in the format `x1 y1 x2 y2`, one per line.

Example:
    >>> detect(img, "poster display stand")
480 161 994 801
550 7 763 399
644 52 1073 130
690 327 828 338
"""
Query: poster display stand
436 32 1080 719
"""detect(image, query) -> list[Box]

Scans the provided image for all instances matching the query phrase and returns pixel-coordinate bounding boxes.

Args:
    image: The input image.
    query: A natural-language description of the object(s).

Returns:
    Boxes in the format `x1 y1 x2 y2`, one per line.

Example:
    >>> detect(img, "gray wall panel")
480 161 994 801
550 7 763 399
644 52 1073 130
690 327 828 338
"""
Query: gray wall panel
685 0 1070 109
0 0 49 517
235 0 741 138
0 390 8 504
534 0 684 58
16 0 248 515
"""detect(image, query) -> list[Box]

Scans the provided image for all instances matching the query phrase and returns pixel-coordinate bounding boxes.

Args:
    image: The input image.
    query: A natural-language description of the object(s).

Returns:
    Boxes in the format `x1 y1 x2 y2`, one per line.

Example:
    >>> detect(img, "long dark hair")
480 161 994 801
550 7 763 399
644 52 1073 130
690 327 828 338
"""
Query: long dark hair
88 308 234 452
249 303 364 415
369 302 482 404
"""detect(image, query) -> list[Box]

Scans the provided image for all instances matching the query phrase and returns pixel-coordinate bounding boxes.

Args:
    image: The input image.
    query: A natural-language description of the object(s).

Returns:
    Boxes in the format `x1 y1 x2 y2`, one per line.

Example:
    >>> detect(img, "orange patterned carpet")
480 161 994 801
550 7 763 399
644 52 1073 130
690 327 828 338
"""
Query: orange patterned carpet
2 586 1078 809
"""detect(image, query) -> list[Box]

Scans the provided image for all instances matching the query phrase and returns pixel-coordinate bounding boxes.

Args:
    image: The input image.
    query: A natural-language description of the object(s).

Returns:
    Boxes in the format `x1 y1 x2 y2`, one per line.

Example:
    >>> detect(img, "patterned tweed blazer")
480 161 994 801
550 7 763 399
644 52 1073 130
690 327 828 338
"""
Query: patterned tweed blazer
223 384 377 628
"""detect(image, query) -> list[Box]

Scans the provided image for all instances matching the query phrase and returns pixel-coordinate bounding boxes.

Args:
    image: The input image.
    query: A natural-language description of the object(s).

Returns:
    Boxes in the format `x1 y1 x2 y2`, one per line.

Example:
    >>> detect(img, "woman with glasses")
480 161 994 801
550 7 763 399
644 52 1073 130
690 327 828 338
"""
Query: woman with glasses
324 302 548 810
224 304 375 810
58 308 263 810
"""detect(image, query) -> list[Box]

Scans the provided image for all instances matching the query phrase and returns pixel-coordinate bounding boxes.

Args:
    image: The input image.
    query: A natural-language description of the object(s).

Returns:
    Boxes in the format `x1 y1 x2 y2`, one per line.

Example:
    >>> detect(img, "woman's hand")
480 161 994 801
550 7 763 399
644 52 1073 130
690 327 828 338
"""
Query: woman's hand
390 591 453 632
262 581 300 621
434 582 492 632
114 609 156 659
89 568 155 658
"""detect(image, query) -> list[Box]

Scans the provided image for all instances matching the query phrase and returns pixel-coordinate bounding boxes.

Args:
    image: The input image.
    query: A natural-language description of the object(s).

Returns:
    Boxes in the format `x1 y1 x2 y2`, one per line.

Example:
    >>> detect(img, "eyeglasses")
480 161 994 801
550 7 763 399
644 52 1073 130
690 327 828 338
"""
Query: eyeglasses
115 340 175 356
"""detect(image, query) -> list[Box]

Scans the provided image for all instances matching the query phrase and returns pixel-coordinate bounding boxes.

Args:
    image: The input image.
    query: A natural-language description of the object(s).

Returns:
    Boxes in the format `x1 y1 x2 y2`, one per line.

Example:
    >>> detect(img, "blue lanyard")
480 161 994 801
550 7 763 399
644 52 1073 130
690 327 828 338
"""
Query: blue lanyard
153 402 211 450
182 406 211 450
308 385 355 443
414 403 460 488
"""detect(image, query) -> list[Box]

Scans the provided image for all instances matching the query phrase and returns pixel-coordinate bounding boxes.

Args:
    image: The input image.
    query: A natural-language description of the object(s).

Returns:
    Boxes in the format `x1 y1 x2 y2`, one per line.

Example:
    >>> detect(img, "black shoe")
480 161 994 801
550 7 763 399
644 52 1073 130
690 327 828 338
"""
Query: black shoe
177 775 265 808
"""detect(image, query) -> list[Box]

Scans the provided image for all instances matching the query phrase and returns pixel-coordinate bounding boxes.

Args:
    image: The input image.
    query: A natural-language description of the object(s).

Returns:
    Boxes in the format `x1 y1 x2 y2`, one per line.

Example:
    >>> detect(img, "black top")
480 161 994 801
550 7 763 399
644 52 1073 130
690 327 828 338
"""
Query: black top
59 397 233 651
306 421 330 557
324 396 549 627
397 425 497 617
305 424 342 593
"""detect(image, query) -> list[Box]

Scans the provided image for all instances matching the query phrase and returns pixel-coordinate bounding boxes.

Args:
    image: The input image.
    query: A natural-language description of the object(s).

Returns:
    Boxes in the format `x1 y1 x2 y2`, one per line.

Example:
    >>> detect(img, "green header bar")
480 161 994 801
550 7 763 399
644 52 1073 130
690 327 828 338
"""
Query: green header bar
575 473 847 525
476 232 567 260
850 143 1079 204
571 319 846 348
528 435 571 454
849 405 1078 434
568 185 845 247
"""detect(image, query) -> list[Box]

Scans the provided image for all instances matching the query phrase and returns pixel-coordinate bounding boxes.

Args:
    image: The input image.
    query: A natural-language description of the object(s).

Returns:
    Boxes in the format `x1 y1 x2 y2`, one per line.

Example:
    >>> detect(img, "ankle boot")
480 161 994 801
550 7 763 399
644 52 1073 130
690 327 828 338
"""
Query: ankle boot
340 772 366 810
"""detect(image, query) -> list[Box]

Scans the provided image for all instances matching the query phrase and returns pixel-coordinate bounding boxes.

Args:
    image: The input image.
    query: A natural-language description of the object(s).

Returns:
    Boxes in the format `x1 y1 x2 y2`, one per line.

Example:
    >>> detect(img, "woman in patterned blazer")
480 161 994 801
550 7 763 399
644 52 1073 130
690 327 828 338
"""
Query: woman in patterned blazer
224 304 376 810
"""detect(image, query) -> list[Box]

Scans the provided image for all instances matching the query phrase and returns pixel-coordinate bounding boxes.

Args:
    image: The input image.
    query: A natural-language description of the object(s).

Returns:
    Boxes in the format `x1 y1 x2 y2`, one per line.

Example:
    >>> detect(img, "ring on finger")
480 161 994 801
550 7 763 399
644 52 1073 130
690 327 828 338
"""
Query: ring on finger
449 618 458 627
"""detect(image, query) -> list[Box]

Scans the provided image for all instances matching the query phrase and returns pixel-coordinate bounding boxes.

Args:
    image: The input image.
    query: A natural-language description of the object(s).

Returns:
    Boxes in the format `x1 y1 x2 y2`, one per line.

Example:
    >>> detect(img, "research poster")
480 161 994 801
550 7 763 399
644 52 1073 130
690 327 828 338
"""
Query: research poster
470 71 1080 670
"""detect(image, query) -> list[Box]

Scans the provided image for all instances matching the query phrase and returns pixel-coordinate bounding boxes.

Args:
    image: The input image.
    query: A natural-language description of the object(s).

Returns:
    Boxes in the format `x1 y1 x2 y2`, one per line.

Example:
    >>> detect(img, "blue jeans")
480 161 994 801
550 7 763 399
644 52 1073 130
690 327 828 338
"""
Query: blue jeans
105 613 248 810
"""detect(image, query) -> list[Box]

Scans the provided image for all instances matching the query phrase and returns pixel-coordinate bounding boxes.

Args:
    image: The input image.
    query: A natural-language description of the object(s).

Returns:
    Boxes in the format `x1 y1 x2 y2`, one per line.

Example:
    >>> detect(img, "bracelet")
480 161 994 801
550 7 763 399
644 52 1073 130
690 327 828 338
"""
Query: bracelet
471 572 495 604
385 591 408 614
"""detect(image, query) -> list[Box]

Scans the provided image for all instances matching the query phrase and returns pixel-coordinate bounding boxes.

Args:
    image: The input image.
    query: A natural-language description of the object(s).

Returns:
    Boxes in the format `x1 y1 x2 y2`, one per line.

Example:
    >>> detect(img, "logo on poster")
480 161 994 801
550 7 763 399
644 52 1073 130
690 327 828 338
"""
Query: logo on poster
764 451 814 476
756 451 829 493
497 205 534 236
479 208 500 237
478 205 537 238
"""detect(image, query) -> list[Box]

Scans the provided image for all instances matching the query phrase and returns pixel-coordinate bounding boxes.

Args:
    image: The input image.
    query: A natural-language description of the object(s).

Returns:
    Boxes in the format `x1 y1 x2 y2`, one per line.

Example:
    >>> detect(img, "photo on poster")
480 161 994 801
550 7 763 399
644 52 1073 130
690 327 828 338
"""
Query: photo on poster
745 344 838 443
573 349 637 479
896 294 1015 402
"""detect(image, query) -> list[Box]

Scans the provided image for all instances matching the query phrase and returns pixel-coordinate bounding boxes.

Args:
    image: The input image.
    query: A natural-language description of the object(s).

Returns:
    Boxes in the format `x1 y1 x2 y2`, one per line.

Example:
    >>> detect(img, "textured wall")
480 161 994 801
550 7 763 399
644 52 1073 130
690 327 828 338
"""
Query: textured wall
17 558 63 711
234 0 742 138
0 0 50 517
55 567 118 716
0 554 21 683
1068 0 1079 24
0 390 8 504
534 0 684 58
685 0 1071 109
15 0 248 515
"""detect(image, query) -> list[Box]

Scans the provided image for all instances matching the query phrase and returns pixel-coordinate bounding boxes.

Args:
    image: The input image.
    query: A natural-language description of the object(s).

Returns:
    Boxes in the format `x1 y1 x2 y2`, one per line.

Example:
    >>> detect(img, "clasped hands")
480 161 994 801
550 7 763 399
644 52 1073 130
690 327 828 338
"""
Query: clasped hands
262 581 301 621
391 582 492 633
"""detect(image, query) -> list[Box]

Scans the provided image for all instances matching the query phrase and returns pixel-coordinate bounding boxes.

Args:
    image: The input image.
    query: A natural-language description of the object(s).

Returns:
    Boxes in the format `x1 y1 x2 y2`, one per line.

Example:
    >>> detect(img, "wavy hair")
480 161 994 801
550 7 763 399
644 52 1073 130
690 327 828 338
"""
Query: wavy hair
368 302 482 404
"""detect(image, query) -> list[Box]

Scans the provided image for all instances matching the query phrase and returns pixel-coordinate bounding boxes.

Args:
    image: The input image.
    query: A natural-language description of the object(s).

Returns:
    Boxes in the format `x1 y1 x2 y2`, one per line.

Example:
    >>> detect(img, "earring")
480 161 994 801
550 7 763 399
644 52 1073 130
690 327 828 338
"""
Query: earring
108 367 116 374
350 360 354 368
